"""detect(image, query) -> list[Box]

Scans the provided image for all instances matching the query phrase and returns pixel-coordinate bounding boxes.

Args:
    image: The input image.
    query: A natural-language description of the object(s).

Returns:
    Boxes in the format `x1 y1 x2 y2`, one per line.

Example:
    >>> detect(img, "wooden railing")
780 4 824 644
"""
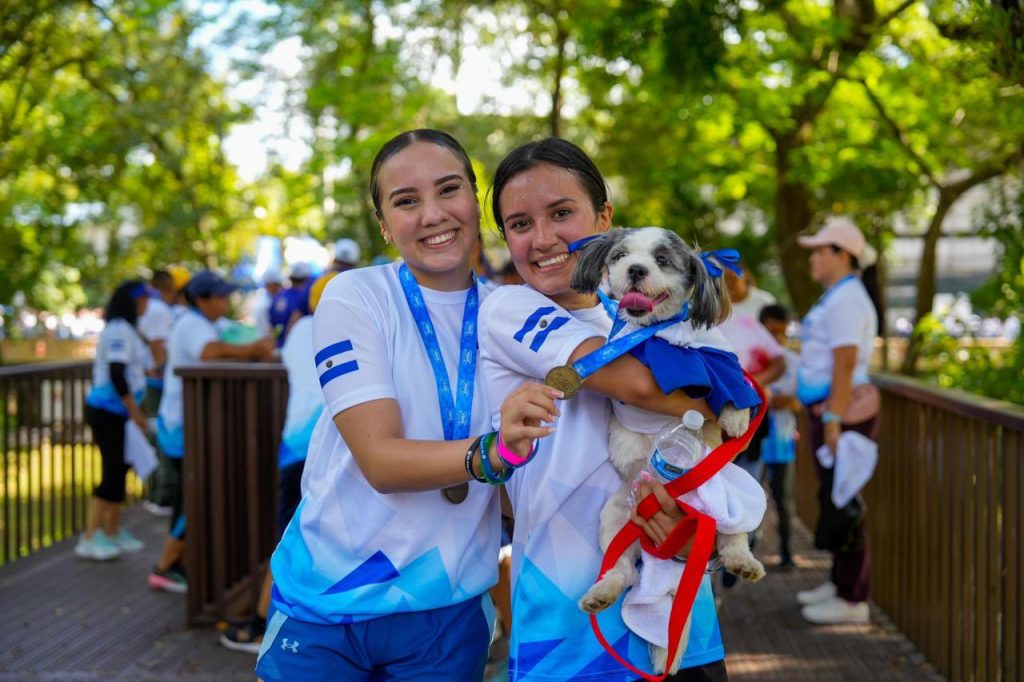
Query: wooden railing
0 361 144 565
796 372 1024 682
178 362 288 626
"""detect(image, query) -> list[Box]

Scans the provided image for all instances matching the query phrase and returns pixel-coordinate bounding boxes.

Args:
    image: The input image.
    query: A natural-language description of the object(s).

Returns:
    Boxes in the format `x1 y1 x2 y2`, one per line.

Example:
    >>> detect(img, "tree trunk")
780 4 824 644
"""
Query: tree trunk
900 190 954 374
774 138 818 315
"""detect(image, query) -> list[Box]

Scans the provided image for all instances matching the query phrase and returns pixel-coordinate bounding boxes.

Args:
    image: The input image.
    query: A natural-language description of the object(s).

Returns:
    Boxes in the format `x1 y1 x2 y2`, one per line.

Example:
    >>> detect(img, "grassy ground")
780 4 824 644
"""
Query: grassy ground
0 442 143 565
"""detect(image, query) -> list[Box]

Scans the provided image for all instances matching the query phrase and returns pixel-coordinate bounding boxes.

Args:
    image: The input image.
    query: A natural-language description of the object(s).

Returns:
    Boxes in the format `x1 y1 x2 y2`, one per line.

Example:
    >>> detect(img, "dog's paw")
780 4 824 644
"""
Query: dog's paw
578 572 626 613
721 551 766 582
717 406 750 438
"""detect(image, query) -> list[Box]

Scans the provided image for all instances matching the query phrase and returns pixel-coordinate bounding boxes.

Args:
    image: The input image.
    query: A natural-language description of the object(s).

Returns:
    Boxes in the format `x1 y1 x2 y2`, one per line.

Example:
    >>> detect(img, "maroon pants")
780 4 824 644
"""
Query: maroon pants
808 407 876 603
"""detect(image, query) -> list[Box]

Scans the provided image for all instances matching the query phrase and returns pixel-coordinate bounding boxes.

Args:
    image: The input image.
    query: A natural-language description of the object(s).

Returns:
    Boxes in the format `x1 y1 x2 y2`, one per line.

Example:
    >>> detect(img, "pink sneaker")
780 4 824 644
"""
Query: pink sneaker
148 565 188 594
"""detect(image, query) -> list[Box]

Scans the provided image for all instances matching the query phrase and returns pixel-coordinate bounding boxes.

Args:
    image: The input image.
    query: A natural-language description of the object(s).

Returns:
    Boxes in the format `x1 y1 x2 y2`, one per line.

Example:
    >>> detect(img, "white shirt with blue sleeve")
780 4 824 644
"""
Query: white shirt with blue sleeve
269 262 500 625
86 318 149 415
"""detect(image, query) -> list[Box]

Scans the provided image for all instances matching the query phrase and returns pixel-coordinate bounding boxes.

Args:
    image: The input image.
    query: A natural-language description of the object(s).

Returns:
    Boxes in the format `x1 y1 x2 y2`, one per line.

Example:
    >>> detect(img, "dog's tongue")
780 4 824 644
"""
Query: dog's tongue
620 291 654 312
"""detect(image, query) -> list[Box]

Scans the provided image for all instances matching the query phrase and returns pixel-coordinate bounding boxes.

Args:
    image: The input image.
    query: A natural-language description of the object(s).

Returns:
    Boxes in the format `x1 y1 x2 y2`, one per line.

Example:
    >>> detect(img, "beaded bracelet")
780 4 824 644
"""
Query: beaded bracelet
479 431 513 485
464 434 488 484
495 432 538 468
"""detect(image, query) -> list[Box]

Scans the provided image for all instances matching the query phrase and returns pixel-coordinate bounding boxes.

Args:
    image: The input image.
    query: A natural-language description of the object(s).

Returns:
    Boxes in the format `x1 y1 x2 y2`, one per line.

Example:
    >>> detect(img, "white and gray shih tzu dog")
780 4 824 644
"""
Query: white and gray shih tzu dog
570 227 766 674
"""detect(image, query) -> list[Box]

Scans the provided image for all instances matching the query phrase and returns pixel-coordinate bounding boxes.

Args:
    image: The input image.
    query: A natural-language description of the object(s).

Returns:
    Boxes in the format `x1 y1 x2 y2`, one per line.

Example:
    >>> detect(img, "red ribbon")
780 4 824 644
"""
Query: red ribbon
589 372 766 681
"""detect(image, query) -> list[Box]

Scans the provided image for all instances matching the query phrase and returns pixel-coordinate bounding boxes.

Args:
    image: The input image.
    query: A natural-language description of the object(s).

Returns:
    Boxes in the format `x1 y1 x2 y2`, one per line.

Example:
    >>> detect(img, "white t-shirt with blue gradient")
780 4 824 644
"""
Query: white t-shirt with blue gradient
156 310 220 457
86 318 149 415
277 315 323 469
479 284 725 681
269 262 501 625
797 276 877 405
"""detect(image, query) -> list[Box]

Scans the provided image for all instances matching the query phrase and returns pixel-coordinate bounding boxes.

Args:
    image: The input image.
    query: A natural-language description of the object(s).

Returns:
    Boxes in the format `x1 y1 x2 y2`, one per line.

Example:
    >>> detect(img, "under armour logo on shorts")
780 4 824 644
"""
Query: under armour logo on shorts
281 638 300 653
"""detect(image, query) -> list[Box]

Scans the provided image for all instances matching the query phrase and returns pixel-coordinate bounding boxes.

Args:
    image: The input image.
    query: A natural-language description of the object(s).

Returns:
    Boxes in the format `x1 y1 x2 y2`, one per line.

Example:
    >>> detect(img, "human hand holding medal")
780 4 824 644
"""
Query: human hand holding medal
545 365 582 400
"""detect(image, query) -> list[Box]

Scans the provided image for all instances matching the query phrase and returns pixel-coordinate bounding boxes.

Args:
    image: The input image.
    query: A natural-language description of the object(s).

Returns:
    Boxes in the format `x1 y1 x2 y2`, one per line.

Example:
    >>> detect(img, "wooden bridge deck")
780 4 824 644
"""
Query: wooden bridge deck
0 503 945 681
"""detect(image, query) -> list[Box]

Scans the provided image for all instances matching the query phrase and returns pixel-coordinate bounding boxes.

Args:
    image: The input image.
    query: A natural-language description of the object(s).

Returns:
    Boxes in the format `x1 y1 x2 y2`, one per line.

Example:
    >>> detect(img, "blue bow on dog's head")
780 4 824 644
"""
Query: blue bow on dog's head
700 249 743 278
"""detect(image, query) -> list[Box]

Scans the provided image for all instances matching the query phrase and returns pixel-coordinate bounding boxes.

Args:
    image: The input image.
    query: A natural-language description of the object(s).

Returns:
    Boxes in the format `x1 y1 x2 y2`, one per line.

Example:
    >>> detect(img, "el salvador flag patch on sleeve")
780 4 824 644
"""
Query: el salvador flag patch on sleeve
315 340 359 387
513 306 571 352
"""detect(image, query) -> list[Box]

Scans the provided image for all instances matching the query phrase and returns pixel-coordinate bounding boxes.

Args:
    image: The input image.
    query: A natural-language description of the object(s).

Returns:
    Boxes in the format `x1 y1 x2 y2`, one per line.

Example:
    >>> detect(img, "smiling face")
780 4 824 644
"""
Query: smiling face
604 228 704 325
500 163 612 309
376 141 480 291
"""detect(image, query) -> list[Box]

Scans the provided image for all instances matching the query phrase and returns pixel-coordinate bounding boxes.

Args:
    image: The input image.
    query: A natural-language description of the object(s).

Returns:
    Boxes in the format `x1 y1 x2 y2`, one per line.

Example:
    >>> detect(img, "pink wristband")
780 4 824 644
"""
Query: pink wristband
496 432 536 468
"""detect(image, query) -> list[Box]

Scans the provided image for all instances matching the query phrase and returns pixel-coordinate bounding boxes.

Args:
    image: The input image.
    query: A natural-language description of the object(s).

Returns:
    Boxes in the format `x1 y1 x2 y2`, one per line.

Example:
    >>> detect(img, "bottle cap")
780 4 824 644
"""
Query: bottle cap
682 410 705 430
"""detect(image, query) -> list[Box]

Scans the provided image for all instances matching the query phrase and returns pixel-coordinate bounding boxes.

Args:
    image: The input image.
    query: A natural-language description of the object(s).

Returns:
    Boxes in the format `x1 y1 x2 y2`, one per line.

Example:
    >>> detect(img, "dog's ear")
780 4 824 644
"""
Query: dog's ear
571 229 627 294
688 250 732 328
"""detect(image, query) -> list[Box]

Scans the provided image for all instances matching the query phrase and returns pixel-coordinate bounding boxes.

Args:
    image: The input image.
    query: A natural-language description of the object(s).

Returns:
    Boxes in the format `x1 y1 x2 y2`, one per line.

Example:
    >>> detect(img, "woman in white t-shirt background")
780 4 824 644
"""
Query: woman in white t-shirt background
793 217 881 626
256 130 558 681
480 138 729 682
76 281 152 562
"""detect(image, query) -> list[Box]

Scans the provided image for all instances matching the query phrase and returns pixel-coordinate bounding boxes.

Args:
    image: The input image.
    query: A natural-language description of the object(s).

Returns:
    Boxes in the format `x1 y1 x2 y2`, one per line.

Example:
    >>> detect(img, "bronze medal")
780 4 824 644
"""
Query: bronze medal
442 483 469 504
545 365 582 400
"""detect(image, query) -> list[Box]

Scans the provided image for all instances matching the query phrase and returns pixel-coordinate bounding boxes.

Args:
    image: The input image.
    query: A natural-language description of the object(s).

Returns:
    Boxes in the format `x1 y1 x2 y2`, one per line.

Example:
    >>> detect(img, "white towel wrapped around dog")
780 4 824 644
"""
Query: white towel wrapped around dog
621 463 765 647
677 462 766 535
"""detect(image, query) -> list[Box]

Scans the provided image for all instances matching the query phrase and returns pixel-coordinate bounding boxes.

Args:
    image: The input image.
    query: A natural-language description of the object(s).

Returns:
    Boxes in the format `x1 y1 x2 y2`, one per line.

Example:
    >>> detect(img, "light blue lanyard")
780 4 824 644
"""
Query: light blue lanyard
597 290 627 338
571 303 690 381
801 274 858 337
398 264 479 440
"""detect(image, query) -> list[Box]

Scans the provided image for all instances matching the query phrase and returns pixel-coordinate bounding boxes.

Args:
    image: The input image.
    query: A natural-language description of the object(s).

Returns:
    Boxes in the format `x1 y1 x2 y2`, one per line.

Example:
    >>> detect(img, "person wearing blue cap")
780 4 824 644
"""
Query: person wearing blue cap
149 270 276 593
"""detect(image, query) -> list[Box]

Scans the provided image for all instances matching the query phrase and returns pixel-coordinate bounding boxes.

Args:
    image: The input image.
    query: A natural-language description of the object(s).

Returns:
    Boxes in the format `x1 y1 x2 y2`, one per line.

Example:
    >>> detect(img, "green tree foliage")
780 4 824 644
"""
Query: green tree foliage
0 0 250 308
6 0 1024 403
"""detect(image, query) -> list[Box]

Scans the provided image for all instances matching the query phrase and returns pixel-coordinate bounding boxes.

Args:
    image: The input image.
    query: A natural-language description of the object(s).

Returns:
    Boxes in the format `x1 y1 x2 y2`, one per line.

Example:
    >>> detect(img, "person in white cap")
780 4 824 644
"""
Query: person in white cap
250 269 284 335
332 238 361 272
793 216 881 625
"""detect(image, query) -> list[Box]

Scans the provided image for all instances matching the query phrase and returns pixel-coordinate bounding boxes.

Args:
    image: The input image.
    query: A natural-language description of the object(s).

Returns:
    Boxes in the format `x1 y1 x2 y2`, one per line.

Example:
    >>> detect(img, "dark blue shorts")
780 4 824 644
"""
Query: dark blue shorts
255 595 493 681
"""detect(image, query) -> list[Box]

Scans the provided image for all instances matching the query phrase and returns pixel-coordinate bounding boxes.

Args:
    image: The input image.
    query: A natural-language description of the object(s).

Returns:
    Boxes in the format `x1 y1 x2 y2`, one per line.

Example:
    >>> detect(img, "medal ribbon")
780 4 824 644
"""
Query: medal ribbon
799 273 858 340
596 290 627 338
589 372 766 681
398 264 479 440
570 304 690 382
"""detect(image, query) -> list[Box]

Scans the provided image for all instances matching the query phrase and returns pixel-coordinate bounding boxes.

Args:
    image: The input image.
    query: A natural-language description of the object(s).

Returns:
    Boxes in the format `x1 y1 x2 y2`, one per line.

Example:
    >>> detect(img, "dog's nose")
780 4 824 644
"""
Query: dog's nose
628 264 647 282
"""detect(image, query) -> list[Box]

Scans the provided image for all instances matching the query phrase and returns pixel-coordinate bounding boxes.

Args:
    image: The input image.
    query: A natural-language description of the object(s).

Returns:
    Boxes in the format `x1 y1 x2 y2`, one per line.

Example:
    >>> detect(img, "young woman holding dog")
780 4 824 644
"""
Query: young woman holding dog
256 129 559 681
478 138 729 682
793 218 881 626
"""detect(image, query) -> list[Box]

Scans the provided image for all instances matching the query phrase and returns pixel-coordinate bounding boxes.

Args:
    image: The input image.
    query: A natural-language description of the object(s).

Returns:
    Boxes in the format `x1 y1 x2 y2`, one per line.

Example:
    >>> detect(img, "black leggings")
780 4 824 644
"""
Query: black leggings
167 456 185 539
86 405 130 503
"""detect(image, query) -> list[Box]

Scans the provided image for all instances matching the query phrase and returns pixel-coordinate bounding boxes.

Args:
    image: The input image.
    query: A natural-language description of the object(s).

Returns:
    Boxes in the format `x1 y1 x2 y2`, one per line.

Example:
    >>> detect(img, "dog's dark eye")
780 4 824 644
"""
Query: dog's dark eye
611 252 626 262
655 255 669 267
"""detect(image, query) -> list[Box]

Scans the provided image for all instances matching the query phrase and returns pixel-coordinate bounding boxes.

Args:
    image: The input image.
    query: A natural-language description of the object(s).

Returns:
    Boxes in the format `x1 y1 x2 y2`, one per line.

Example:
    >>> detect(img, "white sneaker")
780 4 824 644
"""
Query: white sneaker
796 581 836 605
74 533 121 561
109 528 145 553
801 596 870 624
142 500 173 517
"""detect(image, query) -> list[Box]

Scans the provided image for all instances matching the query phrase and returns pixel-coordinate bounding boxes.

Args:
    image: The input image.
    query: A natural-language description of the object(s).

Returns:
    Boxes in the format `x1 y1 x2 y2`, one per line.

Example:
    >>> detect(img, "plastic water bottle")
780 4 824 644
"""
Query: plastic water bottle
629 410 706 507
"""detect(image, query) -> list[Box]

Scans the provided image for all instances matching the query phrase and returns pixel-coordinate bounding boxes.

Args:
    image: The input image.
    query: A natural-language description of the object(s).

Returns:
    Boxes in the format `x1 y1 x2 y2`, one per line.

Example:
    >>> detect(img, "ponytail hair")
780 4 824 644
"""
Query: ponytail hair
860 264 884 336
833 245 884 336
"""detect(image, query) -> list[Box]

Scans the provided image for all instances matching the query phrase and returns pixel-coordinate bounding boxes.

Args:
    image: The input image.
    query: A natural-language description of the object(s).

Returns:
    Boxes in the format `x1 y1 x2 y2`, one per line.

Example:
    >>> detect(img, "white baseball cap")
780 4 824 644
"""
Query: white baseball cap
797 216 876 266
289 262 313 280
334 238 361 264
262 269 284 285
